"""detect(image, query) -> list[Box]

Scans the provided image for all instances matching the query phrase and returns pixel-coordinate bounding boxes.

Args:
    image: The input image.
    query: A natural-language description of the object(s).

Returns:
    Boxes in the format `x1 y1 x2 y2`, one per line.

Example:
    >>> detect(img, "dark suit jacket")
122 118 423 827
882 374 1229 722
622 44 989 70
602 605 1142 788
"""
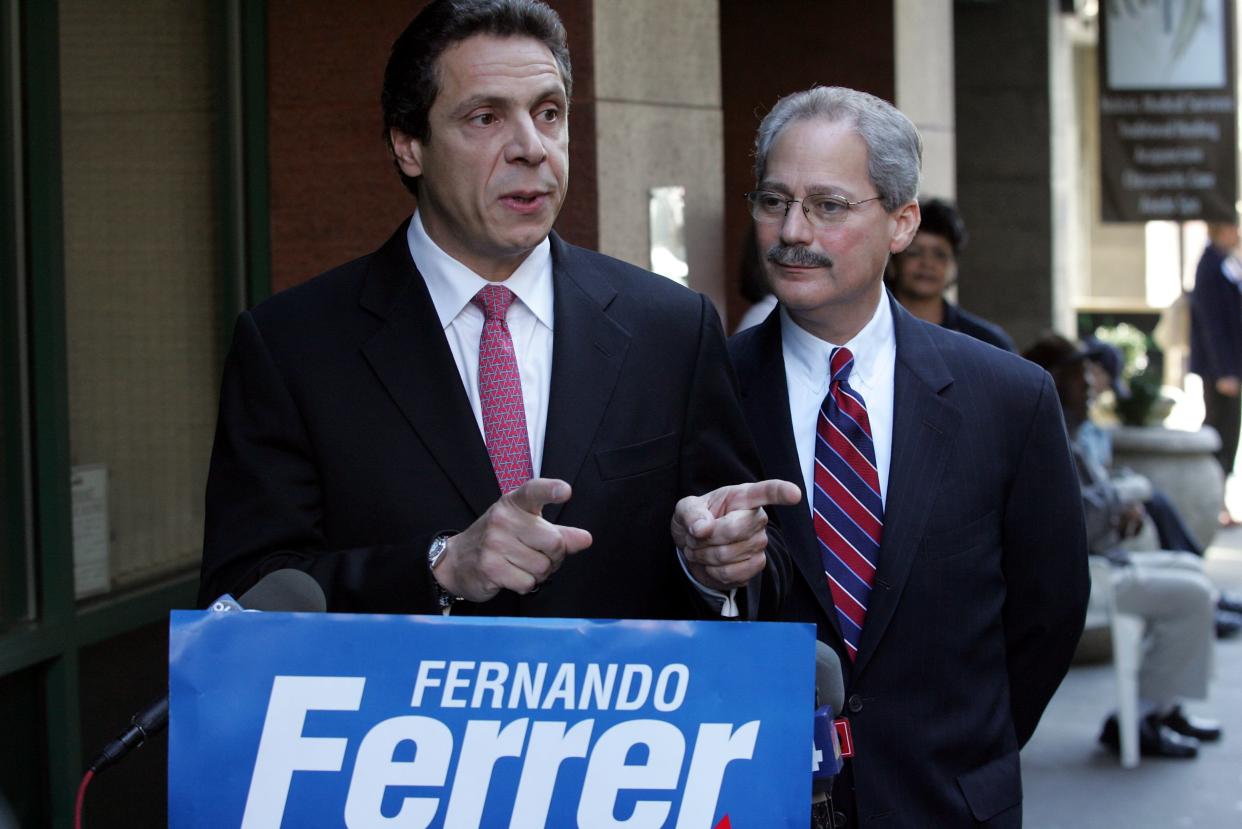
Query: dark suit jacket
941 300 1017 353
730 297 1089 828
199 222 783 620
1190 242 1242 381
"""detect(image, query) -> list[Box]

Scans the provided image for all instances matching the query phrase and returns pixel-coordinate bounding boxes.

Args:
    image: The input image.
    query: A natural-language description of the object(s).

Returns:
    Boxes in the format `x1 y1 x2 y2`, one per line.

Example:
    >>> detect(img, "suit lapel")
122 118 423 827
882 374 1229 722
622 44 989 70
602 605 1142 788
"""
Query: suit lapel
539 235 630 524
735 313 846 651
359 222 500 518
852 298 960 677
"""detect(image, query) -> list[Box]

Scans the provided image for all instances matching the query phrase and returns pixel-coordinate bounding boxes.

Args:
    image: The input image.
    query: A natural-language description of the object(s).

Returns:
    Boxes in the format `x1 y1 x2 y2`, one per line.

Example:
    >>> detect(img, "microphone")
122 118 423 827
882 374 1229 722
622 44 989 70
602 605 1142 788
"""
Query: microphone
208 568 327 616
814 640 845 713
811 641 846 829
89 569 326 773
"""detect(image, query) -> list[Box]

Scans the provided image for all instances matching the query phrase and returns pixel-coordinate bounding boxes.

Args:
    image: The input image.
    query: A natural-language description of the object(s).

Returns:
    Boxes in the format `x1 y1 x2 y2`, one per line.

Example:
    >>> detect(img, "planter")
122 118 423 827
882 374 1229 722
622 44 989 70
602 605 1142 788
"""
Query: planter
1109 425 1224 551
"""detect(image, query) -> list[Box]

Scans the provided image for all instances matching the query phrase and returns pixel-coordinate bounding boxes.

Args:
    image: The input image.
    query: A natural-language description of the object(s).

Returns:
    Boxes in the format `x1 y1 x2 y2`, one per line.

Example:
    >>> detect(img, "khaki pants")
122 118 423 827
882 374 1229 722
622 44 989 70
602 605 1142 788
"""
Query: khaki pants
1110 550 1215 706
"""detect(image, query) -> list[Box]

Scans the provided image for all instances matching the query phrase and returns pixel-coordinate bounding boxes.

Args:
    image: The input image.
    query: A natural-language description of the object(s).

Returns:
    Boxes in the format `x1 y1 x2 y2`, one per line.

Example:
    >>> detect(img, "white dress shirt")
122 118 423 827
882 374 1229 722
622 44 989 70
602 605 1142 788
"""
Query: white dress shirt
780 294 896 513
406 210 554 472
408 212 737 616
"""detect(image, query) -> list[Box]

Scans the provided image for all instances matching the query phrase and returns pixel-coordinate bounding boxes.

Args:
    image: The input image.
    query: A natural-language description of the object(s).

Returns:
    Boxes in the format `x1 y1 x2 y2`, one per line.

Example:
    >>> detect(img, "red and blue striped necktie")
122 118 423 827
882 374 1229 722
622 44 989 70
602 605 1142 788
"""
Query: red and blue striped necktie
813 346 883 660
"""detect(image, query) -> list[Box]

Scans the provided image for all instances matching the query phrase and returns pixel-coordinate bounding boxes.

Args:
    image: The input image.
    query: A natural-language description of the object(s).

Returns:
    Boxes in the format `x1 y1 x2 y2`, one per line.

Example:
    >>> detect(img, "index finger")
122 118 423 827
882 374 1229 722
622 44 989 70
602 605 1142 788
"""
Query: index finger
507 478 572 515
717 479 802 514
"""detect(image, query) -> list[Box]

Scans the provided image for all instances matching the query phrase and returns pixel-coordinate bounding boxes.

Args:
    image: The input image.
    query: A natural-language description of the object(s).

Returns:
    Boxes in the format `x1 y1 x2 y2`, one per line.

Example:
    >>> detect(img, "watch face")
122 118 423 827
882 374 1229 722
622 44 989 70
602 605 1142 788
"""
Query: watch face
428 536 448 568
427 534 462 606
428 536 460 607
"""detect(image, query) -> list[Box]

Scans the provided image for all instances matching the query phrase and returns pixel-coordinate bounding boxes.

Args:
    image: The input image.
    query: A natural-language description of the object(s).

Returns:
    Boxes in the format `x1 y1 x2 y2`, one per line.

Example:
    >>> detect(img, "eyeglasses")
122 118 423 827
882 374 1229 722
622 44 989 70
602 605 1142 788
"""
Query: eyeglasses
745 190 882 227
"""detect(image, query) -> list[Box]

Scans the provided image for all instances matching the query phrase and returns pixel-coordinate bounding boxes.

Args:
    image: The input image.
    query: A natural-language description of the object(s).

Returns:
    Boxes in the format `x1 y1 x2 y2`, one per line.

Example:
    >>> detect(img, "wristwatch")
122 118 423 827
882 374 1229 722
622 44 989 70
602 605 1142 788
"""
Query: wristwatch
427 533 462 609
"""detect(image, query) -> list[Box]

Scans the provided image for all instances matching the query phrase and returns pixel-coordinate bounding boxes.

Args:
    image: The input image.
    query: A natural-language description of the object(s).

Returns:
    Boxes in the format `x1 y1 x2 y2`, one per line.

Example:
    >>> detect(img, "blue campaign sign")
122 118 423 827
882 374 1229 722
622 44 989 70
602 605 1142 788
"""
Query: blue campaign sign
168 613 814 829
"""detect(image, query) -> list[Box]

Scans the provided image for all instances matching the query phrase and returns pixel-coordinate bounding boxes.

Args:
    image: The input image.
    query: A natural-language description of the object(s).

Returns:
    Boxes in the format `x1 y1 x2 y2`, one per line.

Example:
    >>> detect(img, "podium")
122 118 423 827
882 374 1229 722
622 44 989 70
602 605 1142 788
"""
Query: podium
168 613 814 828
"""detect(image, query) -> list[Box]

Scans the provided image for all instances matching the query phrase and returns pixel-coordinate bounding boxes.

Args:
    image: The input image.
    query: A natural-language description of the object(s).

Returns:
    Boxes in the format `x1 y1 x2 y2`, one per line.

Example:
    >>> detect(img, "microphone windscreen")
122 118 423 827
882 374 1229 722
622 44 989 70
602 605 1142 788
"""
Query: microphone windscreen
814 640 845 713
237 569 327 613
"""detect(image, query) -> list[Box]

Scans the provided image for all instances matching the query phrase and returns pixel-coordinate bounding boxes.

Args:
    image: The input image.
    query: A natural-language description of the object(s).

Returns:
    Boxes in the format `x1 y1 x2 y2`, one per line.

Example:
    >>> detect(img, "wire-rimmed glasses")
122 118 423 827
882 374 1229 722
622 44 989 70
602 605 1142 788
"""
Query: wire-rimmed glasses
745 190 882 227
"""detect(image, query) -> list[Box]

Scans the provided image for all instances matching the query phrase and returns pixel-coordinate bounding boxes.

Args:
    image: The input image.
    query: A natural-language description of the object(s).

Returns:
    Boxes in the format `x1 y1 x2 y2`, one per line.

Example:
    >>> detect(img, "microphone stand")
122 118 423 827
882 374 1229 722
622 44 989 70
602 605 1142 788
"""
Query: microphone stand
811 791 835 829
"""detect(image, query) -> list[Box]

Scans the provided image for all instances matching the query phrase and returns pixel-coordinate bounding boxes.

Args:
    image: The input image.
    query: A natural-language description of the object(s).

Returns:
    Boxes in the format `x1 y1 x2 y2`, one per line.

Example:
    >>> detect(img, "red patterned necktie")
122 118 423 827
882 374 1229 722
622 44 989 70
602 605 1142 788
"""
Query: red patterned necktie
812 346 883 660
472 285 533 494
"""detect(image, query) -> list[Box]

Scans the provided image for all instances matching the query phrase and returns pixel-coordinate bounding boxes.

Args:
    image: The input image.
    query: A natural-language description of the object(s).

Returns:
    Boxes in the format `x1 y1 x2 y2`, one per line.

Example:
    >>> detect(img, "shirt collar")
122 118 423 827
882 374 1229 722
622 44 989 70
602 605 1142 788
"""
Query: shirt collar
780 291 894 393
406 209 554 330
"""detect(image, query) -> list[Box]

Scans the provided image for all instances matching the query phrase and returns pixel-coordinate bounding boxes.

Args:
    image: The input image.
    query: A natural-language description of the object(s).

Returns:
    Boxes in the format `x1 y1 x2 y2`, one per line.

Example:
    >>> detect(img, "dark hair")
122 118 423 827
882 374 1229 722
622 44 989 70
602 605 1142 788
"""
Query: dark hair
1021 331 1088 372
382 0 573 195
916 198 967 256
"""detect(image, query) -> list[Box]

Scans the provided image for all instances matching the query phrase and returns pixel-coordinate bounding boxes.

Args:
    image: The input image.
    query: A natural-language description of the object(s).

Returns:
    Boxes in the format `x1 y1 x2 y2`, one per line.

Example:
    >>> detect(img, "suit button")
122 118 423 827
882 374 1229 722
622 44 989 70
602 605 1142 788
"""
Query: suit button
832 810 848 828
848 694 863 713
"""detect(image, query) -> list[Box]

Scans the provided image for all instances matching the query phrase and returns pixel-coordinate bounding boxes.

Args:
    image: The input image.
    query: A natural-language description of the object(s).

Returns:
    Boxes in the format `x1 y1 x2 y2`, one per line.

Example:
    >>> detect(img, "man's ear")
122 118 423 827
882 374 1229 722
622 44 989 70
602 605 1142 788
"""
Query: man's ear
889 200 921 254
389 128 424 179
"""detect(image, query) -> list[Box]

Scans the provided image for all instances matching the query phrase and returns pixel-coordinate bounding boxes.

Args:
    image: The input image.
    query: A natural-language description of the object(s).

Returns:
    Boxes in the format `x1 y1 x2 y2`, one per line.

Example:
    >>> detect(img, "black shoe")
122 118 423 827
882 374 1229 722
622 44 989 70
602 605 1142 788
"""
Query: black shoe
1219 591 1242 615
1161 706 1223 742
1098 714 1199 759
1215 608 1242 639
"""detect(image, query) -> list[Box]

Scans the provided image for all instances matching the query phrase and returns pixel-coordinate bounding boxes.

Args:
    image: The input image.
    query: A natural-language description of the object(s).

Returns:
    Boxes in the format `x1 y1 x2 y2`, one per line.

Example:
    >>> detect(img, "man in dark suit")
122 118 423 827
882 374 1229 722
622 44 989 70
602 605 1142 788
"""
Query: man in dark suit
1190 221 1242 522
198 0 799 619
729 87 1089 827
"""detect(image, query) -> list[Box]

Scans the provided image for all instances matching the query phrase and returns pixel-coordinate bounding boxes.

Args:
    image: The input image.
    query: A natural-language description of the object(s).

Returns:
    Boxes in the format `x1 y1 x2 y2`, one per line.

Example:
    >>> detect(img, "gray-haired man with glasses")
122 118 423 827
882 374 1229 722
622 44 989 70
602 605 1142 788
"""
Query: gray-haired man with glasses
728 86 1089 828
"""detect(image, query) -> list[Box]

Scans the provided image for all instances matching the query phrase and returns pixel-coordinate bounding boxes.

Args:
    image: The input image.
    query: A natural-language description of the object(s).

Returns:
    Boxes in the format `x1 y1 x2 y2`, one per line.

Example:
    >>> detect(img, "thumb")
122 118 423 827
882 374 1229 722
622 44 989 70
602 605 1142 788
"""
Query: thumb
678 498 715 540
508 478 572 515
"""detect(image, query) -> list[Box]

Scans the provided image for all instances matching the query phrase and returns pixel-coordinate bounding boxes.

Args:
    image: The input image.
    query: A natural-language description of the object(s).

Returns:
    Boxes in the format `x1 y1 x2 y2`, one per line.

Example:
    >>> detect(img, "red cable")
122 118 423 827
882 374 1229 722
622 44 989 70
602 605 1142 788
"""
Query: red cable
74 769 93 829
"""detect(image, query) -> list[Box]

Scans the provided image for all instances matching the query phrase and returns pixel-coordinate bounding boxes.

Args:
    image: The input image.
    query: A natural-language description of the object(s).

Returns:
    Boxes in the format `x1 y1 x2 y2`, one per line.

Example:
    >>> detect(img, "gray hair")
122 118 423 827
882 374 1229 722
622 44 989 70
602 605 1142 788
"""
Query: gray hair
753 86 922 212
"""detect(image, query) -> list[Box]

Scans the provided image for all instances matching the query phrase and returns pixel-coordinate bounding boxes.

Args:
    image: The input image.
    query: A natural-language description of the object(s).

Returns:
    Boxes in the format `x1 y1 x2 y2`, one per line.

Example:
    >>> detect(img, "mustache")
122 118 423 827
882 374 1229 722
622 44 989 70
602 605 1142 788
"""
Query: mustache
766 243 832 269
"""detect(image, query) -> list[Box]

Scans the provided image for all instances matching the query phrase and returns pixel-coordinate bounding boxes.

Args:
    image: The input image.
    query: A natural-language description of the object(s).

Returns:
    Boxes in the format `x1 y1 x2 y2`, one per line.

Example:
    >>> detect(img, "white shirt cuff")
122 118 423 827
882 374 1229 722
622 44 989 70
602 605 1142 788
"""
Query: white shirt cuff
676 547 739 618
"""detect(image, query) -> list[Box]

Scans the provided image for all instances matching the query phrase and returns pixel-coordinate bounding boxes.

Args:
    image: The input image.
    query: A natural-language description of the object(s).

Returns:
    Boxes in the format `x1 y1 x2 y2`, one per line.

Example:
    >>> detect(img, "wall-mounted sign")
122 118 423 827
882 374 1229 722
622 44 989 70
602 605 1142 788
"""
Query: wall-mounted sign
71 463 110 598
1099 0 1237 222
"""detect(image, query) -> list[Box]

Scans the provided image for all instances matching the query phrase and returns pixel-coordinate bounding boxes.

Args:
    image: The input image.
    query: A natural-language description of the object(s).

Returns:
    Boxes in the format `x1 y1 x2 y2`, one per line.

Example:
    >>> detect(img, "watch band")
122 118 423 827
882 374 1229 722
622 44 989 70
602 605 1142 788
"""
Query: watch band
427 533 462 609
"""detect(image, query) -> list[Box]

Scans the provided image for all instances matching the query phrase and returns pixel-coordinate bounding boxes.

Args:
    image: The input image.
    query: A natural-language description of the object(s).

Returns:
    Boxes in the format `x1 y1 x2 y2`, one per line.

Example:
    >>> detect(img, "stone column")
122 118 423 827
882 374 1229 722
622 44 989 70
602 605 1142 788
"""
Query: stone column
592 0 726 311
895 0 956 200
954 0 1060 349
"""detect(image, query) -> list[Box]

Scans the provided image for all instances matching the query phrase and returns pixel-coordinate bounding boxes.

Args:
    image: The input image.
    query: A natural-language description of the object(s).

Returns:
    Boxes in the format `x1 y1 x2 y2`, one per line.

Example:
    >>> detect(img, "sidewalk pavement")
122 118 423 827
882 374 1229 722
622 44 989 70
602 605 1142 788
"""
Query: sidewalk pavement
1020 526 1242 828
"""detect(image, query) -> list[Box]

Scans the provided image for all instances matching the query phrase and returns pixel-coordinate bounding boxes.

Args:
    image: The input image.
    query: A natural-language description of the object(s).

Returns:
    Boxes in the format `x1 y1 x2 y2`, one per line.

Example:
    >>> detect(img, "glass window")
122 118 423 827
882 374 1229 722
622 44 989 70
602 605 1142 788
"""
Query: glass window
59 0 220 596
